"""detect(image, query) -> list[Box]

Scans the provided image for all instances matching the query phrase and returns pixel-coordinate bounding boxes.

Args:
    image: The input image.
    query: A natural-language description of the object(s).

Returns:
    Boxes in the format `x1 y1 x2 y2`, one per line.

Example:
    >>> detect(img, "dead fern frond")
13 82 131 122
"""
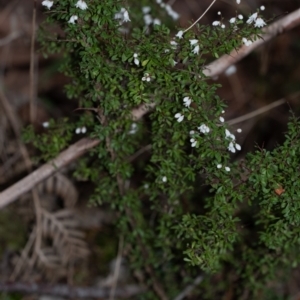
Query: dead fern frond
11 173 88 281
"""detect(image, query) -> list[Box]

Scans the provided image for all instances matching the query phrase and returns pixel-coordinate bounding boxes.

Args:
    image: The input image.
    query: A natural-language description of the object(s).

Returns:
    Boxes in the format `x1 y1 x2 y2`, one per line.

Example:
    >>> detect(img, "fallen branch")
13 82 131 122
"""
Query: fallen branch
1 8 300 208
0 138 100 209
0 282 144 298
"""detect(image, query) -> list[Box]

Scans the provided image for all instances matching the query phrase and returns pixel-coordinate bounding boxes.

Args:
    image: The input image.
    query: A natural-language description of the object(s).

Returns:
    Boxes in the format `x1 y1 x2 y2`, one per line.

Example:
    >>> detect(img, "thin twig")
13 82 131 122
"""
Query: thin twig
227 98 286 125
227 91 300 125
173 275 203 300
109 236 124 300
127 144 152 162
0 31 21 47
183 0 217 34
29 0 37 123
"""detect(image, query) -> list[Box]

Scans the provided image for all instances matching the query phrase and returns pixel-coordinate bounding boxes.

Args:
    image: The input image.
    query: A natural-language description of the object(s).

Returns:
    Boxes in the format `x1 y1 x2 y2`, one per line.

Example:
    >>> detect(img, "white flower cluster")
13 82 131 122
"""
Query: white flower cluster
133 53 139 66
114 8 130 23
183 96 192 107
211 6 266 49
155 0 179 21
69 15 78 24
246 11 266 28
188 123 211 148
175 113 184 123
212 21 226 29
217 164 231 172
142 73 152 82
198 124 210 134
225 129 241 153
75 126 87 134
242 37 253 46
41 0 53 9
42 0 88 10
189 39 200 55
128 123 138 135
174 97 193 123
175 30 184 39
75 0 88 10
142 6 161 26
42 0 88 24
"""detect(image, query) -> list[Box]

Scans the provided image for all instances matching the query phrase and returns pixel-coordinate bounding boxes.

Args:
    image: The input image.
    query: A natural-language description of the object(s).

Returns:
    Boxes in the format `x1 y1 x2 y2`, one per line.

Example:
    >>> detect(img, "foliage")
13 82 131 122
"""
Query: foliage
24 0 300 298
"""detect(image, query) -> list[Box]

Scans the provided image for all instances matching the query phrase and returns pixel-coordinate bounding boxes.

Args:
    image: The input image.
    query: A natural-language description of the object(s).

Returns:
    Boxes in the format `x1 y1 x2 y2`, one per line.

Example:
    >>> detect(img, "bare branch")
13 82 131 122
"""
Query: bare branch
0 282 144 299
0 138 100 209
0 31 21 47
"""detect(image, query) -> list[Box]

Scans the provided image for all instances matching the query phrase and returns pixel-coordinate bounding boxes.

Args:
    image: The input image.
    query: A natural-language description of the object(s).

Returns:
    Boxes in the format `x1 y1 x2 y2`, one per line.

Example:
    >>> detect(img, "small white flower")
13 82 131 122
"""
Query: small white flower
222 110 225 114
247 12 258 24
75 0 88 10
190 138 197 147
221 24 225 29
225 129 235 141
225 166 231 172
189 130 195 135
237 128 242 133
189 39 198 46
162 176 167 182
81 126 87 134
183 96 192 107
142 6 151 14
255 17 266 28
175 30 184 39
229 17 236 24
225 129 231 138
123 9 131 22
153 18 161 25
238 14 243 20
212 21 220 26
242 37 252 46
75 128 81 134
170 40 178 49
142 73 151 82
192 45 200 55
129 123 138 134
144 14 152 25
228 142 236 153
175 113 184 123
260 6 265 11
198 124 210 134
225 65 237 76
144 183 149 189
235 143 241 151
42 0 53 9
217 164 222 169
42 121 49 128
133 53 139 66
171 60 178 66
236 0 240 4
219 116 225 123
217 11 221 15
68 15 78 24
